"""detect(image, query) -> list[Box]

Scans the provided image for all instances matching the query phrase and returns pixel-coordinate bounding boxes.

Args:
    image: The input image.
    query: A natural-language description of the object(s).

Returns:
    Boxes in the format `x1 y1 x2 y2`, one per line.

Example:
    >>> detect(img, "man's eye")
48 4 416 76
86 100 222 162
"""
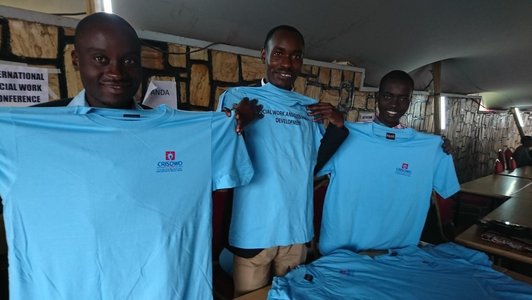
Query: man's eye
383 94 392 100
400 97 410 102
94 56 108 64
292 54 302 60
124 57 139 65
272 51 282 56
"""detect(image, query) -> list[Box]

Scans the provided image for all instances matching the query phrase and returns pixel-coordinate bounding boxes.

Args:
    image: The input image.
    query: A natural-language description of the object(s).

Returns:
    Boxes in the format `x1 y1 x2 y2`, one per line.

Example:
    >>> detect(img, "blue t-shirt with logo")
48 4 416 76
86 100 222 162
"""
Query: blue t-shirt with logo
217 83 324 248
0 105 253 299
317 122 460 254
269 243 532 299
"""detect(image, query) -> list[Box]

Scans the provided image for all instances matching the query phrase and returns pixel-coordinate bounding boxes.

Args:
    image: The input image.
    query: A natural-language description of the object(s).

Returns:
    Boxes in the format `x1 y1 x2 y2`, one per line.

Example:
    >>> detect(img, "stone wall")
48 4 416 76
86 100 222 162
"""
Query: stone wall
1 12 530 184
0 16 363 112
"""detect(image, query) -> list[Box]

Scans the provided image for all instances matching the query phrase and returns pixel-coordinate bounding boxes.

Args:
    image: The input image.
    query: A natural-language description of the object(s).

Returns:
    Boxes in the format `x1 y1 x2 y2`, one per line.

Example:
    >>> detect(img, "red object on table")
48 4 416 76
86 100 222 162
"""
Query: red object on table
508 157 517 171
504 148 514 170
495 159 505 173
498 149 505 166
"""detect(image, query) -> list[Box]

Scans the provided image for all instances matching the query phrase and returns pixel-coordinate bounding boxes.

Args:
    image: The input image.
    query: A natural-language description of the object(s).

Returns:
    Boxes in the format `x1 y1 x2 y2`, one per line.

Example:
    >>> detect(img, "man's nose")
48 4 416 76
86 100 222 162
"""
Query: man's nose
391 97 400 106
279 55 292 68
106 61 124 78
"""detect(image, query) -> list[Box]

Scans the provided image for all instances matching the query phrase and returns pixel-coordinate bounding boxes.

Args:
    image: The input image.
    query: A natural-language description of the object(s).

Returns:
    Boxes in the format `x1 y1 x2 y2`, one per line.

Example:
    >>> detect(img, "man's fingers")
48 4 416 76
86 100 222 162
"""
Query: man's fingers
222 107 232 117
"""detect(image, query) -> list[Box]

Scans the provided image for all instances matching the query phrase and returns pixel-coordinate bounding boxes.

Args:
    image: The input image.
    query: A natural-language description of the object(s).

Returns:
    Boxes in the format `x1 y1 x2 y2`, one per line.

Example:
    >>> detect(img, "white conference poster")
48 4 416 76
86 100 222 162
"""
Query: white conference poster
0 64 49 107
142 80 178 109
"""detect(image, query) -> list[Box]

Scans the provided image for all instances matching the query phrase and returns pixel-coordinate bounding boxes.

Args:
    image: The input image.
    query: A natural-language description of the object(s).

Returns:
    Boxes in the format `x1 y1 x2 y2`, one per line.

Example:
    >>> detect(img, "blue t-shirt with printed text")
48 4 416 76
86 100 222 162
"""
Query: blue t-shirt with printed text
269 243 532 299
317 121 460 255
0 105 253 299
217 83 324 248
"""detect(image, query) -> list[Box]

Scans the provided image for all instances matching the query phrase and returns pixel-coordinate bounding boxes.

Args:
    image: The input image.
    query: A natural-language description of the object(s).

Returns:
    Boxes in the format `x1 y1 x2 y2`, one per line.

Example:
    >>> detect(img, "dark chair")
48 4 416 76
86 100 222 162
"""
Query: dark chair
212 190 234 300
421 192 456 244
454 191 493 232
495 159 505 173
308 177 329 262
504 148 514 170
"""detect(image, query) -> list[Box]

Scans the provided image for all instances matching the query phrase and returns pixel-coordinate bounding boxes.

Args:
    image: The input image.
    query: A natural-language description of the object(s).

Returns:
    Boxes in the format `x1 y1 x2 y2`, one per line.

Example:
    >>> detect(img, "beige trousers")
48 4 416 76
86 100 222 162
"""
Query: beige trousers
232 244 307 297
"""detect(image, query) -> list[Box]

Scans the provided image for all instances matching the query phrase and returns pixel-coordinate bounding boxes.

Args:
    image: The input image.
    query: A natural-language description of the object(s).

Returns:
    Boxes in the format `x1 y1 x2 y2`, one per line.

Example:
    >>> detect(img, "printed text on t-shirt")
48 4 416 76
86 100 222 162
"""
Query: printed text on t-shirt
262 109 311 126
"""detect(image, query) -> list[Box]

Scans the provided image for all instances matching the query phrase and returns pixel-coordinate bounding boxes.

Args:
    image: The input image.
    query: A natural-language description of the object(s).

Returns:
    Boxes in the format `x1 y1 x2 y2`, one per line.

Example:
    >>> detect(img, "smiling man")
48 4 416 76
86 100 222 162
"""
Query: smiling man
374 71 453 152
374 70 413 128
11 12 255 300
34 12 145 109
216 25 347 297
260 26 303 90
317 70 460 256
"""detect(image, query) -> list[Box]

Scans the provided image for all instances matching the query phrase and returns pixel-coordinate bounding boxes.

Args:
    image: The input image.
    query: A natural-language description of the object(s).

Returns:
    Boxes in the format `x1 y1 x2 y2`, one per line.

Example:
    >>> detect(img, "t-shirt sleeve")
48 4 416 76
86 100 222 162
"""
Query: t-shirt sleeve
216 88 242 112
210 112 254 190
433 143 460 199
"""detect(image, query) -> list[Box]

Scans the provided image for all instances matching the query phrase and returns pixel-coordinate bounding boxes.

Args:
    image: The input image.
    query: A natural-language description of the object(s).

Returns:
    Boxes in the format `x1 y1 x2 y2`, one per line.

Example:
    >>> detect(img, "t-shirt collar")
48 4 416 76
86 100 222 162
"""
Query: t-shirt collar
68 89 143 110
261 78 295 92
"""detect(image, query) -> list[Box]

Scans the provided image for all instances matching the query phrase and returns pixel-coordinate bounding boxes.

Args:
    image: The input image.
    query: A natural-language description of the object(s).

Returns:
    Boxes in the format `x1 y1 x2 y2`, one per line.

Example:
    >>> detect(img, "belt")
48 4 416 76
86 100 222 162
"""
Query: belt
357 249 389 257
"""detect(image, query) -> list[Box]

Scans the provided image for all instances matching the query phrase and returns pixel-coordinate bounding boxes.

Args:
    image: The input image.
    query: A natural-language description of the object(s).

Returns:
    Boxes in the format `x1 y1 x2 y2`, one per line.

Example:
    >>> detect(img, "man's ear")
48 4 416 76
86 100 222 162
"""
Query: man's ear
71 50 79 71
260 48 266 64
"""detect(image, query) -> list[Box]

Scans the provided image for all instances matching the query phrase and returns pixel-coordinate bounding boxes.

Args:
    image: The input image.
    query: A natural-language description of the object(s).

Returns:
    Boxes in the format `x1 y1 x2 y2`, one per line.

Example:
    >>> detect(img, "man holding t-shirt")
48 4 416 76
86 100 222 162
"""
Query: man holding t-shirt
317 70 460 255
0 12 254 299
217 25 347 296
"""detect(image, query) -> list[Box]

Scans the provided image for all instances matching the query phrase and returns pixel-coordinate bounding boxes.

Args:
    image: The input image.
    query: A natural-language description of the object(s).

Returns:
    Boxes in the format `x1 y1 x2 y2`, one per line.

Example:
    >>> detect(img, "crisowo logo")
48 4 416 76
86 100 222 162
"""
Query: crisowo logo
157 151 183 172
395 162 411 177
166 151 175 160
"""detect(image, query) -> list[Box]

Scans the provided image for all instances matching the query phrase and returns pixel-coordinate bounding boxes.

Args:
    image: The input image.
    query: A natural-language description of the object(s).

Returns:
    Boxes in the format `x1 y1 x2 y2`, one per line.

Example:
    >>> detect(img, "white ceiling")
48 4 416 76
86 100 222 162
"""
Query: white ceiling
1 0 84 16
4 0 532 110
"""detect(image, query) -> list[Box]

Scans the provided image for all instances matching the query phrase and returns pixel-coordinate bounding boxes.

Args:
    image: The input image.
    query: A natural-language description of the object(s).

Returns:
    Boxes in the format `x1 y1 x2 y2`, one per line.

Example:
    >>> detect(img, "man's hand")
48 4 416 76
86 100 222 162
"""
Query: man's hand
307 102 345 128
442 136 452 155
223 97 263 134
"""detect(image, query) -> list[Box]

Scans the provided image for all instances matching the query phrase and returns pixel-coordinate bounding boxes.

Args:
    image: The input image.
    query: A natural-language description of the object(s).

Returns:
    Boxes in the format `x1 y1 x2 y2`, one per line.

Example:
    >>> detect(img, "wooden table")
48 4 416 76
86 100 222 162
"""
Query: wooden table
460 174 532 200
455 196 532 265
233 285 270 300
500 166 532 180
511 183 532 198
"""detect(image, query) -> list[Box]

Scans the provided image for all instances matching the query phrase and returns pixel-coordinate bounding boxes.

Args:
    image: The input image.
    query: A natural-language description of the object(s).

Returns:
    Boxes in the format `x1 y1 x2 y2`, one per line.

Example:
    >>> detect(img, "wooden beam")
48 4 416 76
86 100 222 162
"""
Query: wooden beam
85 0 103 14
432 61 441 135
511 107 525 138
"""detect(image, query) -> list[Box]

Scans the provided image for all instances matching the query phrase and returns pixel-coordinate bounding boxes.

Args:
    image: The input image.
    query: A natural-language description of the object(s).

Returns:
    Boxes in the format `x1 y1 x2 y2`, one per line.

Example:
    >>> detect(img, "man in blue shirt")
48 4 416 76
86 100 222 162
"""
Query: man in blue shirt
317 70 460 255
217 25 347 297
9 12 252 299
33 12 255 129
34 12 145 109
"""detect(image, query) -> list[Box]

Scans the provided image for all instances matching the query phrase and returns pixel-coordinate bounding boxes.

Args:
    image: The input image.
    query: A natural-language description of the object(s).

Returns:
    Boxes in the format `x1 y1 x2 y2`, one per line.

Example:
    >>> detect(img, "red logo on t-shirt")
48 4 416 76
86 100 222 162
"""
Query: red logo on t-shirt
402 163 409 170
165 151 176 160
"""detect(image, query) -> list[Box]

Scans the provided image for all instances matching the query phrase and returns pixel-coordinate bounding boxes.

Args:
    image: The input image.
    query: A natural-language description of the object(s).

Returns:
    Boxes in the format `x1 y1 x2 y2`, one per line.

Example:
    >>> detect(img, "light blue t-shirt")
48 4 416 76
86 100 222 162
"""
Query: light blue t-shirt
0 105 254 299
317 122 460 255
269 243 532 299
217 83 324 248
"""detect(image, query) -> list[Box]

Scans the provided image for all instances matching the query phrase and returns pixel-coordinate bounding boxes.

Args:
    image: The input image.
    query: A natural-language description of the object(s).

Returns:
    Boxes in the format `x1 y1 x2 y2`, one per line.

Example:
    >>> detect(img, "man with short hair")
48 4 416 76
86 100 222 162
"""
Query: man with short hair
512 135 532 167
35 13 255 132
217 25 347 296
317 70 460 256
35 12 144 109
1 12 254 299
